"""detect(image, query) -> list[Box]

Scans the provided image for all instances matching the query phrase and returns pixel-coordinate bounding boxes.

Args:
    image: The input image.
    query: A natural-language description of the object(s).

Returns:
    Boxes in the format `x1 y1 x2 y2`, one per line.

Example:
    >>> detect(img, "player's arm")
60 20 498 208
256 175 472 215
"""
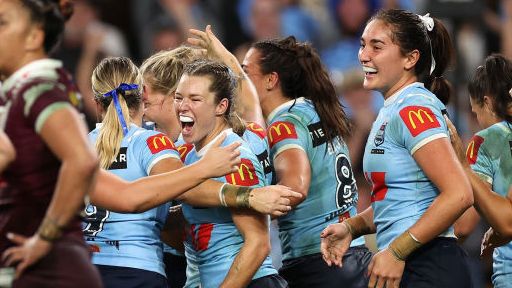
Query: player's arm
273 148 311 207
89 134 241 212
3 106 99 277
454 206 481 242
221 209 271 288
321 206 375 267
446 117 512 238
188 25 265 127
0 130 15 172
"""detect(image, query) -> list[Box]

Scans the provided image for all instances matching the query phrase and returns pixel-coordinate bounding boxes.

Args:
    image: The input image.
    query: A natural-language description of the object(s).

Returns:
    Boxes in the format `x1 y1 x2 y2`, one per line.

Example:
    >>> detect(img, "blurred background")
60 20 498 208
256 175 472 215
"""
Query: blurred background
54 0 511 286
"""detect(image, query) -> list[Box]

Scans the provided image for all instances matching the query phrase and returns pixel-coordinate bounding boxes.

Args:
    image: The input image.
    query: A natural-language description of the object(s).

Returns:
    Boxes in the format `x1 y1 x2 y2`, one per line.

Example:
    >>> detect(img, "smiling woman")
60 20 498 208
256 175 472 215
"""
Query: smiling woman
174 59 287 288
321 9 474 288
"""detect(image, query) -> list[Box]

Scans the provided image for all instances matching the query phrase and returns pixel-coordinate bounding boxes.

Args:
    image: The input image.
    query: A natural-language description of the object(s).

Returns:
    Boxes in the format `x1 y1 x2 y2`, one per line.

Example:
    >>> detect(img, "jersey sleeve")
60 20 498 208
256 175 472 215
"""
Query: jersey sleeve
22 81 73 134
267 114 309 161
392 97 448 154
135 131 181 174
467 134 493 184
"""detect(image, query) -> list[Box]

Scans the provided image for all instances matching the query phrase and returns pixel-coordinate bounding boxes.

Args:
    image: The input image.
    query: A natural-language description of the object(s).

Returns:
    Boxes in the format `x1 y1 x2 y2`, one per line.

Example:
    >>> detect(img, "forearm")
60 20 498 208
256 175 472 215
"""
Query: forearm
409 189 470 243
466 168 512 236
91 163 208 213
344 206 376 238
222 210 270 288
45 158 98 228
177 179 224 206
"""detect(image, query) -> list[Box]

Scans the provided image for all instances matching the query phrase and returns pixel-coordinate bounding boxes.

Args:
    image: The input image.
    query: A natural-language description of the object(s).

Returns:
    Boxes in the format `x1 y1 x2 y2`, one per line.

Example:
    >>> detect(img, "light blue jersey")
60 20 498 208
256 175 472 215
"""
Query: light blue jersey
83 124 180 276
363 82 455 250
467 121 512 288
266 97 363 261
243 122 273 185
181 129 277 288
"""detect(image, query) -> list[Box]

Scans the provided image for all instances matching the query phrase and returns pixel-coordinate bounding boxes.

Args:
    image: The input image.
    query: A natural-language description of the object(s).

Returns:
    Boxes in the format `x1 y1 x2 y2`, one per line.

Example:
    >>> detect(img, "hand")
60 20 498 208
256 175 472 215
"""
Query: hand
199 132 241 178
188 25 240 72
320 223 353 267
2 233 52 278
248 185 302 217
481 227 510 257
444 115 468 167
367 249 405 288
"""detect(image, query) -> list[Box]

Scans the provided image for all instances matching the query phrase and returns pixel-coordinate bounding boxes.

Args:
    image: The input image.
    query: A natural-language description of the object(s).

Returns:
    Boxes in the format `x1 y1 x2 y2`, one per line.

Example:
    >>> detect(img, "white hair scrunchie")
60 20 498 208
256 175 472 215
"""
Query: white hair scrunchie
418 13 436 74
418 13 434 32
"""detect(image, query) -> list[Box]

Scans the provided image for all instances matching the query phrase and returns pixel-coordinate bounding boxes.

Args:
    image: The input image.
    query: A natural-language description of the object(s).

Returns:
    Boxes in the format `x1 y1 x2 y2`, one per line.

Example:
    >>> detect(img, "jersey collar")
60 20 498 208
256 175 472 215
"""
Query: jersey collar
1 59 62 95
384 82 424 107
266 97 307 124
196 128 234 157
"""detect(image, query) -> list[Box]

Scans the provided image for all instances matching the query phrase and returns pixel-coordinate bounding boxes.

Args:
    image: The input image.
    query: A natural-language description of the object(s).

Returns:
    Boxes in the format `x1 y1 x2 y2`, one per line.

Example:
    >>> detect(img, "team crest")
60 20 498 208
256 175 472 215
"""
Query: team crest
374 121 387 147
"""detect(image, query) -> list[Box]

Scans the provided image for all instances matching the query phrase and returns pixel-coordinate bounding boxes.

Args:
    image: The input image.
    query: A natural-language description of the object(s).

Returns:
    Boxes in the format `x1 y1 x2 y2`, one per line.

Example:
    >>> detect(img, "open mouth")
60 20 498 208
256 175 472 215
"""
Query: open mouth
362 66 378 76
180 115 195 135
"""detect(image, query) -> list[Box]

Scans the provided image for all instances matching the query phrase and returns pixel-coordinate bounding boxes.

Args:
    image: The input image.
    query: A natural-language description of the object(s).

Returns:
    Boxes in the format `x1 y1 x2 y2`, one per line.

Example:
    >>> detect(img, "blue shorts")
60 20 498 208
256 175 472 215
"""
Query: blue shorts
96 265 167 288
401 237 473 288
163 252 186 288
279 245 372 288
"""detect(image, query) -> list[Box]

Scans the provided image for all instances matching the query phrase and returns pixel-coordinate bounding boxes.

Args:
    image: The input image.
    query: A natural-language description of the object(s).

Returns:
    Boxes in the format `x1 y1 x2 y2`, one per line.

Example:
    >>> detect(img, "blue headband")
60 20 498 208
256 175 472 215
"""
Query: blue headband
103 83 139 136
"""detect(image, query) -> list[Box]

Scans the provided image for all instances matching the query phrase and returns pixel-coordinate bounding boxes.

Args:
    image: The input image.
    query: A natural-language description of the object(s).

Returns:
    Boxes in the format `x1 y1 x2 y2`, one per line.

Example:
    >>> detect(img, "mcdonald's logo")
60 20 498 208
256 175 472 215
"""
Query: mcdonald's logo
399 106 440 137
146 133 176 154
246 122 266 139
466 135 484 165
225 158 259 186
267 121 298 148
177 143 194 162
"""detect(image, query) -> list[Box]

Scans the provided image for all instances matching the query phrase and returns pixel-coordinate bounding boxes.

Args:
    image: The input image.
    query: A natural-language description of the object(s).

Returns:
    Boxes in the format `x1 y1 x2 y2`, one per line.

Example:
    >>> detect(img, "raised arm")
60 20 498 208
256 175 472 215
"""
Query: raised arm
188 25 265 126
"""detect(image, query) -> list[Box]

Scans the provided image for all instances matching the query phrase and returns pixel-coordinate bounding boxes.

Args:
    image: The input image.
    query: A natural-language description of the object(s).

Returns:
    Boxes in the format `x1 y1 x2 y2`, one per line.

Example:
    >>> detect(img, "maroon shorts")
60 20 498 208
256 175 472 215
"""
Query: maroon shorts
12 236 102 288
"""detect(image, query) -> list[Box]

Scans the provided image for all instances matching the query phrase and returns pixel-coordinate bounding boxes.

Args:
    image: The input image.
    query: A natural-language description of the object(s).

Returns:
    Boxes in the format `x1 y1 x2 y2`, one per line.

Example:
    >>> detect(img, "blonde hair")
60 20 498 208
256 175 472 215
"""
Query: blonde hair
92 57 143 169
140 46 197 96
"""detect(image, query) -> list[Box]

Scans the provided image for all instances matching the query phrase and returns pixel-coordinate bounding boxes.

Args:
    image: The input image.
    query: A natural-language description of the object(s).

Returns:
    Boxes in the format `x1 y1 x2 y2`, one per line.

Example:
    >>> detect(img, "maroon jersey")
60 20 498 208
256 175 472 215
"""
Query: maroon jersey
0 59 85 253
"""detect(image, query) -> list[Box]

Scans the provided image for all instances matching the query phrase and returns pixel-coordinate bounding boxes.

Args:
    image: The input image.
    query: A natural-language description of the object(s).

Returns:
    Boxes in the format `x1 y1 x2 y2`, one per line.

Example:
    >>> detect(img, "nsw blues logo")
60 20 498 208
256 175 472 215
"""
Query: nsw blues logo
374 121 387 147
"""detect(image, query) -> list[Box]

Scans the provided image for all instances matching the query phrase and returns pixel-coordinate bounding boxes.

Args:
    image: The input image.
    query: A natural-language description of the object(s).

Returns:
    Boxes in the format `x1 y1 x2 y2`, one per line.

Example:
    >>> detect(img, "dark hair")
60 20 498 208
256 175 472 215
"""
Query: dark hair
370 9 454 104
468 54 512 123
252 36 350 145
183 59 246 135
20 0 74 53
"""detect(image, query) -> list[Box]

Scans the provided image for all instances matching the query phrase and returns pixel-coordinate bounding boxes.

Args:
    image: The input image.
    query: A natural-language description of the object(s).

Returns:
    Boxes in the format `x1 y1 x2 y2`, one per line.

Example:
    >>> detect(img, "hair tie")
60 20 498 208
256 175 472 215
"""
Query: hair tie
418 13 436 75
509 87 512 99
103 83 139 136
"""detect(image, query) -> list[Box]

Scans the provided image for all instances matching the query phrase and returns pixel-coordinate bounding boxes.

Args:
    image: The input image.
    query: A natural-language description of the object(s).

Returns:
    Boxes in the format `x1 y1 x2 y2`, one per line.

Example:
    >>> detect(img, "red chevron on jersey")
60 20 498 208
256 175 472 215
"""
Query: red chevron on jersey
399 106 440 137
146 133 176 154
246 122 266 139
466 135 484 165
267 121 297 148
225 158 259 186
366 172 388 203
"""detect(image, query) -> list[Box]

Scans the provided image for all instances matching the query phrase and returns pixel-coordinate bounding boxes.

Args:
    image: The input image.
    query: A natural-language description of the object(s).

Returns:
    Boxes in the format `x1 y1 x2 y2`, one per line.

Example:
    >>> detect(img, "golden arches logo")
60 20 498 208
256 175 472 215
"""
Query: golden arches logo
268 122 294 143
226 159 259 186
152 135 173 149
247 122 264 132
229 163 254 183
408 109 434 129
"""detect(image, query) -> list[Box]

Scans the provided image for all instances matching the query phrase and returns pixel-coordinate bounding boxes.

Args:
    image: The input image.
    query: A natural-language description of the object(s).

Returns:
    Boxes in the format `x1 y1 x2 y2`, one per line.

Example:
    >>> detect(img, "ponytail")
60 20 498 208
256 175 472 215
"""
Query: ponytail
95 95 131 169
253 36 351 145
